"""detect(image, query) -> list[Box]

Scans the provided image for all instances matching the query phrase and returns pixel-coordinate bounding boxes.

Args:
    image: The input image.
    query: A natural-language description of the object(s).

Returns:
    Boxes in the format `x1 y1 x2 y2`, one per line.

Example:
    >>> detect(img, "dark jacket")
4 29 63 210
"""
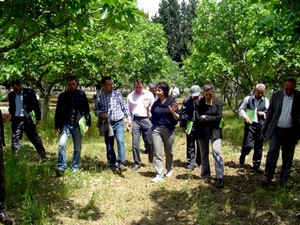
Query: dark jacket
263 89 300 140
0 111 5 146
179 96 200 127
8 88 41 121
196 97 223 141
55 90 91 131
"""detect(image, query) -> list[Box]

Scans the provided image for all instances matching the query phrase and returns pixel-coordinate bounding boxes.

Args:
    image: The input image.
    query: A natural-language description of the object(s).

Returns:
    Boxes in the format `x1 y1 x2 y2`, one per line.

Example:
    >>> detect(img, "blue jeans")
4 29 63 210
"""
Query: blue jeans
105 120 126 167
57 124 82 171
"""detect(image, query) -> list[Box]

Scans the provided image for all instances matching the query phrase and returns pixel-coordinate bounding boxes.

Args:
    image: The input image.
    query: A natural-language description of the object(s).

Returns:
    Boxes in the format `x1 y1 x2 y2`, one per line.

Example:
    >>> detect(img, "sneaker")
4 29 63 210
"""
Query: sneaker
0 212 13 225
131 164 141 171
165 170 173 177
216 178 224 188
151 175 164 183
118 164 127 172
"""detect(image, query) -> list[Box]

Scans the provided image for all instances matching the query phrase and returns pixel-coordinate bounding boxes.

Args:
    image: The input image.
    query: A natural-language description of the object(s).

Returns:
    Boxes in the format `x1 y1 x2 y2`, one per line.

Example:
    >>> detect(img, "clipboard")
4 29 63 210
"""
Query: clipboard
186 120 193 135
245 109 255 124
79 116 87 135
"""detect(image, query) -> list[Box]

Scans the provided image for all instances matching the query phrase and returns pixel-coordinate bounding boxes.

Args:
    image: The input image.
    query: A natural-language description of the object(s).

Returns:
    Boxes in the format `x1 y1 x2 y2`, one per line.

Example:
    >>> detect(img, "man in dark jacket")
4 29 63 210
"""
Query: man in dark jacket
262 78 300 187
54 76 91 175
179 85 201 172
8 79 46 159
0 110 13 225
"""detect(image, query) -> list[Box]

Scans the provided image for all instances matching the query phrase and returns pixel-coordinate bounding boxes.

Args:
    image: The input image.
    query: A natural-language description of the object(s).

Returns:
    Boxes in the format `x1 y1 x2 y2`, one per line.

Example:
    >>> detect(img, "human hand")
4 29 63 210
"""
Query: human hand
244 116 250 124
143 98 150 109
2 113 11 123
169 103 178 113
125 121 132 132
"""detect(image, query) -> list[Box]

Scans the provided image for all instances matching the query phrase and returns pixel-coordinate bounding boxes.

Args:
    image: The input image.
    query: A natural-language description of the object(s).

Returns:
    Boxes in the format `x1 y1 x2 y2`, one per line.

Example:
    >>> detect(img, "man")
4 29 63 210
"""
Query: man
262 78 300 187
149 83 157 100
179 85 201 172
239 84 269 173
169 83 180 103
127 79 155 170
8 79 46 160
0 111 13 225
54 76 91 175
94 76 132 172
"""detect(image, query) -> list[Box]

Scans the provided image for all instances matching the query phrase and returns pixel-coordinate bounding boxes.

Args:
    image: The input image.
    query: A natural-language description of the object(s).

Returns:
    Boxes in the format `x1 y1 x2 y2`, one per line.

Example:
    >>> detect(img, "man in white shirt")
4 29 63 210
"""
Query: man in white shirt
127 79 155 170
238 84 269 173
169 83 180 103
262 78 300 187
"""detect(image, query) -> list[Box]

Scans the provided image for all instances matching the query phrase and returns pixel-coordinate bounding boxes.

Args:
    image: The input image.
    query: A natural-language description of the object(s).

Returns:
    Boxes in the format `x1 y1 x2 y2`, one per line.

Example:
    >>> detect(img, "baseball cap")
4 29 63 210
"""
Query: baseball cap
190 85 201 97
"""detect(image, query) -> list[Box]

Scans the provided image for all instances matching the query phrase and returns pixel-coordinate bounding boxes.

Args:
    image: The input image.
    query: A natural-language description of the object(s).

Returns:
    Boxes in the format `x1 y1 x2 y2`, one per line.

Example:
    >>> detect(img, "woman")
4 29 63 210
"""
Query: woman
150 82 179 182
196 83 224 188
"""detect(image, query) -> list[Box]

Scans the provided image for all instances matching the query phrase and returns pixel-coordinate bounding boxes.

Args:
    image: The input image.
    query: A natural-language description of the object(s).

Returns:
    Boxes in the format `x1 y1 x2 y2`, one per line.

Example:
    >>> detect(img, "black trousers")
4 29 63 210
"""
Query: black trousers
186 129 201 169
241 122 263 169
11 117 46 158
0 144 5 212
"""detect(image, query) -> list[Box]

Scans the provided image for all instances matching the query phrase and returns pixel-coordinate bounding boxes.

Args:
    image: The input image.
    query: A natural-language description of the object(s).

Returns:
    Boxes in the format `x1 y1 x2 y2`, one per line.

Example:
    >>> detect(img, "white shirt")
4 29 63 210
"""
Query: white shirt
277 93 293 128
127 89 155 117
169 87 180 97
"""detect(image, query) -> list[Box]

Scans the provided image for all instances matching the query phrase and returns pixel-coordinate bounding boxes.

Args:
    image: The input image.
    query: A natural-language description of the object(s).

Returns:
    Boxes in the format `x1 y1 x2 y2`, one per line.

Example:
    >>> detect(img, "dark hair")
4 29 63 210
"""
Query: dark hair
101 76 112 85
203 83 214 92
134 79 143 85
156 82 169 97
11 79 21 87
285 78 296 85
66 76 78 83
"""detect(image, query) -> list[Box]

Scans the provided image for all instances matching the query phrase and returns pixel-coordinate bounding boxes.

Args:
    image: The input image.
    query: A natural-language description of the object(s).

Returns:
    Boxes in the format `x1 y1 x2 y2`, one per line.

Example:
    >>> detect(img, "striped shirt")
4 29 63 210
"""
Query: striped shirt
94 90 131 122
277 93 293 128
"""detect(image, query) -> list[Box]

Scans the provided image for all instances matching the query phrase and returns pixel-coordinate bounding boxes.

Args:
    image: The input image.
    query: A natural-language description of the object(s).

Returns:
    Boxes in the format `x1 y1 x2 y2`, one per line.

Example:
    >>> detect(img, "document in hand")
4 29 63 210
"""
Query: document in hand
79 116 87 135
245 109 255 124
186 120 193 135
30 111 36 124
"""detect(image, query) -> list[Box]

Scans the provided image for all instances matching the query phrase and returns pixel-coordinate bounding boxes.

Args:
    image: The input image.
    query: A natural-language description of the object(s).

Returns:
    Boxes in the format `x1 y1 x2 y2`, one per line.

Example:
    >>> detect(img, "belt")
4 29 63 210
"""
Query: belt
110 119 122 125
276 126 293 130
134 116 148 120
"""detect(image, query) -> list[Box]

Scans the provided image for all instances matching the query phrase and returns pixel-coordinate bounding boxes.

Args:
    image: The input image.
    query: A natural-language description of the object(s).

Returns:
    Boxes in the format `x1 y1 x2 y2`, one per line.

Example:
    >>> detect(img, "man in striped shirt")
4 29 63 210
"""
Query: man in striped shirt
94 76 132 172
262 78 300 187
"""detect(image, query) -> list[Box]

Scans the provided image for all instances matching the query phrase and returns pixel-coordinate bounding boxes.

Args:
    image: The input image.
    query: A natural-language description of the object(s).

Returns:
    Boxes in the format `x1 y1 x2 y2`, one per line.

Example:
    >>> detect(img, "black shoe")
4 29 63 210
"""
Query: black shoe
252 167 263 174
239 155 245 166
131 164 141 171
262 177 270 188
216 179 224 188
118 164 127 172
55 168 65 177
108 165 117 173
0 212 13 225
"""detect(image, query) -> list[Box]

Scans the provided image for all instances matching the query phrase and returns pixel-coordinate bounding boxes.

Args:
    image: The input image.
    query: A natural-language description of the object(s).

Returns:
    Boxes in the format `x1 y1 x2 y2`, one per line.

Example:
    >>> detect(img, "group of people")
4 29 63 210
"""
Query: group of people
239 78 300 187
0 77 299 224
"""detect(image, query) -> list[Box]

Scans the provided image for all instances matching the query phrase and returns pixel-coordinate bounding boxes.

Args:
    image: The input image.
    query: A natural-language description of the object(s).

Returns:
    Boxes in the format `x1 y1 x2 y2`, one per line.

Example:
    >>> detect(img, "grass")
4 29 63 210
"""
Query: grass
2 105 300 225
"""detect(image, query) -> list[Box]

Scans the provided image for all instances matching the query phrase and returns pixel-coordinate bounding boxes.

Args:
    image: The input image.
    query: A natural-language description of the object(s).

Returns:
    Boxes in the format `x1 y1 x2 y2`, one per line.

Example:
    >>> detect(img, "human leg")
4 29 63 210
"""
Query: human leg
57 125 70 171
240 124 254 165
131 119 141 165
264 132 281 182
10 118 24 156
212 138 224 179
186 132 197 170
161 127 175 175
152 127 164 179
199 139 210 179
114 120 126 167
141 118 153 164
71 125 82 171
24 119 46 159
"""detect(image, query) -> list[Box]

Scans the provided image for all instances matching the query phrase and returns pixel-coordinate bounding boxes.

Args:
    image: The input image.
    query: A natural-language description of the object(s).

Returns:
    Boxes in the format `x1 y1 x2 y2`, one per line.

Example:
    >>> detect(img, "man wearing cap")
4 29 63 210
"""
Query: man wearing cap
179 85 201 172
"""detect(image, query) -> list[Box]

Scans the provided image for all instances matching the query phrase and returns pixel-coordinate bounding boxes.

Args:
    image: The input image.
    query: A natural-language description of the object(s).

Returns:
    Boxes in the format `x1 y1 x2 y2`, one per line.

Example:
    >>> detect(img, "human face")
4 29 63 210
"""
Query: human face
255 88 265 100
192 96 200 101
284 80 296 97
134 82 143 95
204 90 214 102
156 88 165 100
12 84 22 93
102 79 114 93
67 79 78 92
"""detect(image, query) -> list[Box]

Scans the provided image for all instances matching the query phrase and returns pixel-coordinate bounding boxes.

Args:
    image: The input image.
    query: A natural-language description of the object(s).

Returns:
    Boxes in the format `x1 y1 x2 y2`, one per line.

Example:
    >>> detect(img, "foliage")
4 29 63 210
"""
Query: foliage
0 0 144 54
183 0 300 114
153 0 198 65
